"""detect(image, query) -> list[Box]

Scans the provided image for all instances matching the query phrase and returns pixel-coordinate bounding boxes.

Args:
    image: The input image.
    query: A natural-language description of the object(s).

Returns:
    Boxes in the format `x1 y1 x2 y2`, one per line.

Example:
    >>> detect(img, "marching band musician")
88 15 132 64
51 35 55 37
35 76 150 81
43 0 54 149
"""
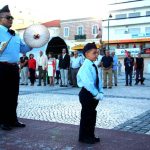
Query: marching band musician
0 5 32 130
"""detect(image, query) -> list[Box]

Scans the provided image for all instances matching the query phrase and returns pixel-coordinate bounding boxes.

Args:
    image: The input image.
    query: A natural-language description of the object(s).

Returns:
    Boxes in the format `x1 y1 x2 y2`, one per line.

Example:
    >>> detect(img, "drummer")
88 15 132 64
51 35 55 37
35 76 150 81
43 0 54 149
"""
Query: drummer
0 5 32 130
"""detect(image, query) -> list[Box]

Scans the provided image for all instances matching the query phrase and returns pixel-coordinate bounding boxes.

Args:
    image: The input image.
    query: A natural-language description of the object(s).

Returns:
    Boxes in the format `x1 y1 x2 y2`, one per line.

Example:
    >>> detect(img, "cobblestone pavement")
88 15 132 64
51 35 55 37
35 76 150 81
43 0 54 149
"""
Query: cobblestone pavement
17 74 150 135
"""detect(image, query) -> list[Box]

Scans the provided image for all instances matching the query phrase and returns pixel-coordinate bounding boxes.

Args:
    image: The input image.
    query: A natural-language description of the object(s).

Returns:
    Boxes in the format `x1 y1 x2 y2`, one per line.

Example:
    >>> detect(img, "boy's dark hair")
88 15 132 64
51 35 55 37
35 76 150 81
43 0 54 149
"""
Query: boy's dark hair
83 42 97 56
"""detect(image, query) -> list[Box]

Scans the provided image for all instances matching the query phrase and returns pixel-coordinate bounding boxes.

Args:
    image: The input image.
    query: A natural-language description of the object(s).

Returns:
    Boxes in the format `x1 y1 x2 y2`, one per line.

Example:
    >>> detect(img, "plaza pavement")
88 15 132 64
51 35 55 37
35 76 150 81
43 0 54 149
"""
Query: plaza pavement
0 73 150 149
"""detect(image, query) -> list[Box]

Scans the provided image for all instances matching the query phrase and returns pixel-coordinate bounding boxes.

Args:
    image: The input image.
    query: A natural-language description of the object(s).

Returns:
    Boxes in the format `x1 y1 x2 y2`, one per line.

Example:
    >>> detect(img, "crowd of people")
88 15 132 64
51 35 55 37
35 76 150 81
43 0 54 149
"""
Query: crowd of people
19 48 145 88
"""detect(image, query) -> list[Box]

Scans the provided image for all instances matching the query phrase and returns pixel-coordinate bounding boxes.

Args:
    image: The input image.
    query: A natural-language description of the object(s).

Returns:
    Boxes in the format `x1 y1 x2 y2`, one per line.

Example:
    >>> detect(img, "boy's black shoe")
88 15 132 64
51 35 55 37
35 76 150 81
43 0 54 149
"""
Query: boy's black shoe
103 86 107 89
79 137 100 144
37 84 41 86
94 137 100 142
79 138 95 144
108 87 112 89
115 84 117 86
11 121 26 128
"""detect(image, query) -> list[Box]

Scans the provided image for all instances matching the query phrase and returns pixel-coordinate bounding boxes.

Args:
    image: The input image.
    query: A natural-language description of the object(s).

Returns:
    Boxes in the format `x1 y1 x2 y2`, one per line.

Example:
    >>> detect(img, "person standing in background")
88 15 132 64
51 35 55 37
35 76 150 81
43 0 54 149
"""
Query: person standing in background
111 51 118 86
101 50 113 89
55 55 60 84
20 53 28 85
70 51 82 87
118 61 122 76
59 48 70 87
124 51 134 86
37 50 48 86
135 53 144 85
28 54 36 86
47 53 56 86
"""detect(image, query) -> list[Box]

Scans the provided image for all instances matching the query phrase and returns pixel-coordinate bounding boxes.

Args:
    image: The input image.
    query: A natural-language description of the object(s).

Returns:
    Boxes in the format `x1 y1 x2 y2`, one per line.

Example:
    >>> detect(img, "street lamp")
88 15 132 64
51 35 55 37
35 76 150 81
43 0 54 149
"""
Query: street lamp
108 14 112 51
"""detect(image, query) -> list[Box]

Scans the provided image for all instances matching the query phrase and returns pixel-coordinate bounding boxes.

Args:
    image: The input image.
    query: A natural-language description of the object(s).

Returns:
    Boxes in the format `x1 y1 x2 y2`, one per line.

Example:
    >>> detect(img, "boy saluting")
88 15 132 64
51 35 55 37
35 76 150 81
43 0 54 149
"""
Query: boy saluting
77 42 104 144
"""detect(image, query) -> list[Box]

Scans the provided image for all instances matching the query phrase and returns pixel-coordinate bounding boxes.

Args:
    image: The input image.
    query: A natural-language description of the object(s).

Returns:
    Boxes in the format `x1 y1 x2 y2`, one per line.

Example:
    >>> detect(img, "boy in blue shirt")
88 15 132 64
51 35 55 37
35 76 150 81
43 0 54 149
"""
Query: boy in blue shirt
77 42 104 144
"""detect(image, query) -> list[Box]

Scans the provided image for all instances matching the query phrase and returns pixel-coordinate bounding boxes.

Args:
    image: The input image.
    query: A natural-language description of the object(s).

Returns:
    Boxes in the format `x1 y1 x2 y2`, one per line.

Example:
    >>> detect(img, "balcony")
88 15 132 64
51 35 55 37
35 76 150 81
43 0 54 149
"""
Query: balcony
74 34 86 40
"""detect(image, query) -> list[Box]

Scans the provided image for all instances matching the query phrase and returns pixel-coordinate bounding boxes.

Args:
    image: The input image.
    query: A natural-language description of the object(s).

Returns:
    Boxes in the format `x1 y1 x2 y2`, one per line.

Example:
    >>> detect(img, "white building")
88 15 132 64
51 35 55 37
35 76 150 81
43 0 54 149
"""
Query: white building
102 0 150 73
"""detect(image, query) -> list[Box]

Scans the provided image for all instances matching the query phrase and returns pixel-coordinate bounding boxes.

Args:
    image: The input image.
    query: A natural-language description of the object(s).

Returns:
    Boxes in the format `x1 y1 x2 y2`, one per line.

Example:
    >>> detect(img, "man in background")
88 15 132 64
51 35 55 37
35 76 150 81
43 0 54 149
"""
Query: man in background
37 50 48 86
135 53 144 85
20 53 28 85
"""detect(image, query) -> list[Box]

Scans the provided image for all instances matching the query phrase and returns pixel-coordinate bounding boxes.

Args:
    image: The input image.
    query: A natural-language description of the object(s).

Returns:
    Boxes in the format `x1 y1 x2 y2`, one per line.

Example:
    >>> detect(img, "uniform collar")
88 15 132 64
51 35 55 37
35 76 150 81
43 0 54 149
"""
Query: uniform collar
85 58 94 64
0 25 9 32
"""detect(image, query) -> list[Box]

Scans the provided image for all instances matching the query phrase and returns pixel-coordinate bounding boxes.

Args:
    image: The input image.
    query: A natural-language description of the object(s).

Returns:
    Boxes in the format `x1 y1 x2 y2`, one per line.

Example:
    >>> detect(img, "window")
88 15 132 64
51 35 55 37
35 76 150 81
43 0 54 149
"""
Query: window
145 27 150 33
77 26 84 35
128 12 140 18
64 27 69 37
115 14 127 19
115 29 125 34
92 25 98 35
146 11 150 16
129 28 140 34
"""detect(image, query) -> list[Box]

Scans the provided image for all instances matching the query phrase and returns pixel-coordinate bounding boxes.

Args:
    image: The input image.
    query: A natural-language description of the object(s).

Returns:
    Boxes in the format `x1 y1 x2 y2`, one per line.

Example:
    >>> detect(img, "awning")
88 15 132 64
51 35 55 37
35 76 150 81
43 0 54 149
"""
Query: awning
103 38 150 44
72 44 101 50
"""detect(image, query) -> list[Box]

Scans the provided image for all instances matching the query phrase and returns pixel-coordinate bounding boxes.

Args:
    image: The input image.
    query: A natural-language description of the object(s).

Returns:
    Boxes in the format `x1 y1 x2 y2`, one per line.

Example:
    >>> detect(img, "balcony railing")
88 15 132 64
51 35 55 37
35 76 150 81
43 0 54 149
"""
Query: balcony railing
74 34 86 40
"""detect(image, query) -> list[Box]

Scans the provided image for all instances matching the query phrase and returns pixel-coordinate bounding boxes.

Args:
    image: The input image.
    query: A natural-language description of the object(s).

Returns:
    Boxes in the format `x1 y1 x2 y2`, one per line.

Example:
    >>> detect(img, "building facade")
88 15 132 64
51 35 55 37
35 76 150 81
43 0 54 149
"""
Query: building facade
60 17 102 52
102 0 150 73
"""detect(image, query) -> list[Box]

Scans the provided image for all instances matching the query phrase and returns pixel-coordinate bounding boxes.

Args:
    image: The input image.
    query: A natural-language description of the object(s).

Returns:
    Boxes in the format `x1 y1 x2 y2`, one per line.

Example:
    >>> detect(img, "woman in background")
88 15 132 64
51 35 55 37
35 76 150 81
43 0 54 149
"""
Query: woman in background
47 53 56 86
28 54 36 86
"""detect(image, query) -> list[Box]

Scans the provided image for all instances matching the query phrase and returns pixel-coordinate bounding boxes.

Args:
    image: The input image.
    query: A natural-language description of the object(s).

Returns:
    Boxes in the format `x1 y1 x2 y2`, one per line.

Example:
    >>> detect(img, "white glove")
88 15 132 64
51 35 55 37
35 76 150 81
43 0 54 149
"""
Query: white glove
94 93 104 101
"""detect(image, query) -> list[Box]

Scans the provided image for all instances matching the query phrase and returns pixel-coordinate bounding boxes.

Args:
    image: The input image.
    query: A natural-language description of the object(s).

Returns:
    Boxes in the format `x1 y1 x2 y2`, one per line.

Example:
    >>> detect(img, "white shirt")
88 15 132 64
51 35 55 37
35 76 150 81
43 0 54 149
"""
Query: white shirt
63 53 66 59
38 56 43 66
37 55 48 70
77 58 103 97
71 56 82 69
94 55 103 67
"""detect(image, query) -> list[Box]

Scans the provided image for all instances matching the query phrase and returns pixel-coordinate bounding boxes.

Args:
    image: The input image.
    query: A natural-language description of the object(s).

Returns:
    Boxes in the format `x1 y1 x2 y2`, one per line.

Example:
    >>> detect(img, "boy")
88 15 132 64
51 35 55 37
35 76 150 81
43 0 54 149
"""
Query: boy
77 42 104 144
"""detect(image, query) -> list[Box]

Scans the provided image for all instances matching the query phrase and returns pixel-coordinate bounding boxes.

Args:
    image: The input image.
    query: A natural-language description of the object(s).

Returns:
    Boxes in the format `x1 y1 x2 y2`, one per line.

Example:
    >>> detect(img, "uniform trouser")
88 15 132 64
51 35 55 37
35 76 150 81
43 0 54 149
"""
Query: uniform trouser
125 70 133 85
0 63 19 124
29 68 36 84
60 69 68 86
103 68 112 87
20 67 28 84
71 68 79 86
79 88 99 140
112 70 117 85
38 66 47 85
136 69 144 83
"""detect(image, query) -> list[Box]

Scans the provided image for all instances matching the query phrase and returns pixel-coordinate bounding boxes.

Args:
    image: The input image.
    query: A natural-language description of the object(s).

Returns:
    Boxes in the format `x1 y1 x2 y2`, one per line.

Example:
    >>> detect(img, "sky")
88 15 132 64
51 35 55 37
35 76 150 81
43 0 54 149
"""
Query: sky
0 0 114 22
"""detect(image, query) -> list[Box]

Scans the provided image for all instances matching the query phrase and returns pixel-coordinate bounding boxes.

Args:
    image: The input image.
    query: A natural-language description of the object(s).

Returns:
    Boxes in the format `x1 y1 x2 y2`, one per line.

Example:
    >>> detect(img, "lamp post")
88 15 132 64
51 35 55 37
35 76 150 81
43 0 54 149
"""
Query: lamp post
108 14 112 51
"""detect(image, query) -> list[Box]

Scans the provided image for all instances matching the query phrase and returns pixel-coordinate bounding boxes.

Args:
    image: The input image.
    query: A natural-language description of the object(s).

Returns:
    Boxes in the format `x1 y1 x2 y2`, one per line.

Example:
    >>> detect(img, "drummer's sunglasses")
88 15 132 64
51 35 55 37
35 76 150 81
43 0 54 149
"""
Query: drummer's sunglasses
1 15 14 20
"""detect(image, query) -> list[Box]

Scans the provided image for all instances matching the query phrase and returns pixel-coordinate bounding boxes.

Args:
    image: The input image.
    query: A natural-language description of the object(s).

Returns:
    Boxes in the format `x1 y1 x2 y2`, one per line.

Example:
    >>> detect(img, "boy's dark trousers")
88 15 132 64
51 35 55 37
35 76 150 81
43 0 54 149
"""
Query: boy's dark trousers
79 87 99 140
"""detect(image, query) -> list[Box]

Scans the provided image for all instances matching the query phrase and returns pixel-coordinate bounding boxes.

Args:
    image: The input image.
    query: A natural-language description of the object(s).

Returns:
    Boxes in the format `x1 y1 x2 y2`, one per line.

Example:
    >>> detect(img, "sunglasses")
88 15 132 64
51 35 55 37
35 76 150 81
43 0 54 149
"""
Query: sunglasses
1 15 14 20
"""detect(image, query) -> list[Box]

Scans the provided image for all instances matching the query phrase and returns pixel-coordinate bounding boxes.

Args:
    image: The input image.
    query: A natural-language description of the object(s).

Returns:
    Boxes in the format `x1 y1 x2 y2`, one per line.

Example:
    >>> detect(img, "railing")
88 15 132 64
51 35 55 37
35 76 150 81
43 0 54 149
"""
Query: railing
74 34 86 40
